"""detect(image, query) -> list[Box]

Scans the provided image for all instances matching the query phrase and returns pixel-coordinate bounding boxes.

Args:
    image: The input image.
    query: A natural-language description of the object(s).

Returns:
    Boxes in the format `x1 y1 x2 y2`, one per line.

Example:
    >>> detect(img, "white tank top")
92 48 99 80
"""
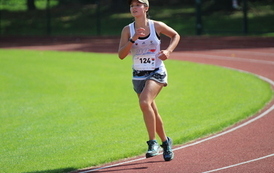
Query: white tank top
129 20 165 71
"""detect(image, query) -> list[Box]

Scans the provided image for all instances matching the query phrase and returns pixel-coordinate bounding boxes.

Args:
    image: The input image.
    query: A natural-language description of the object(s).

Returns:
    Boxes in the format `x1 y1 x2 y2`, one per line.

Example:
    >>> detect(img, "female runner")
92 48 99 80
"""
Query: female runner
118 0 180 161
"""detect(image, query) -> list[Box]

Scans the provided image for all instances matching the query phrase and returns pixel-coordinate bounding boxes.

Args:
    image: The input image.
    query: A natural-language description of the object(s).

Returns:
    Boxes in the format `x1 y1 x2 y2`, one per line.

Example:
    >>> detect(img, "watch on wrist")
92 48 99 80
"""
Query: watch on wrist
129 38 135 43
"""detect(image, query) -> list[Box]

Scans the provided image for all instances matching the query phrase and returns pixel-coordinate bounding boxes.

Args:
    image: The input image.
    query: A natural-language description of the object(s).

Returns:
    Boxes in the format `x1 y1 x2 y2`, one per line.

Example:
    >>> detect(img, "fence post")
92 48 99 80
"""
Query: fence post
0 0 2 35
96 0 101 36
243 0 248 34
46 0 51 35
195 0 203 35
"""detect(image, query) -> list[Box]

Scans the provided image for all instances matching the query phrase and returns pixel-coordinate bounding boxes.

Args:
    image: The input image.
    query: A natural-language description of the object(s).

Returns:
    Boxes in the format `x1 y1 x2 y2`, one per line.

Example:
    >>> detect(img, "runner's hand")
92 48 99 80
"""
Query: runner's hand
157 50 170 61
132 27 146 41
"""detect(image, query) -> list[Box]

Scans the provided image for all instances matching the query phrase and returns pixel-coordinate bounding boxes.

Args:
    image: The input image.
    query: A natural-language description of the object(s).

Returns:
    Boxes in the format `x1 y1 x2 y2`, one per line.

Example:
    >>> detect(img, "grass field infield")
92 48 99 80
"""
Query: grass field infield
0 49 273 173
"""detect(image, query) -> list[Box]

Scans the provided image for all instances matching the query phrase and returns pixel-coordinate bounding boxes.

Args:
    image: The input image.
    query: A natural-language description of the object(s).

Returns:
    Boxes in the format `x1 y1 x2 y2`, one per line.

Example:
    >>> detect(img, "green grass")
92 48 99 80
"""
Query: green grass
0 49 273 173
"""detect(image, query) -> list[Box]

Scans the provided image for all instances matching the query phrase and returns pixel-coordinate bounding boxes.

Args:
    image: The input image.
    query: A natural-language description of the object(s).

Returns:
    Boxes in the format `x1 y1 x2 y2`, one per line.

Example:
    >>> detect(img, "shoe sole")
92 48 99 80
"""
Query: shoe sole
164 152 174 161
146 153 159 158
146 147 161 158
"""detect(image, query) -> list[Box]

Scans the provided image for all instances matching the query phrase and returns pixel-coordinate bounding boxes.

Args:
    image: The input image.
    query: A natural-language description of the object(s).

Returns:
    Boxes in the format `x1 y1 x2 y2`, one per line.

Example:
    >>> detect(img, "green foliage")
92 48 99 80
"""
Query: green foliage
0 1 274 36
0 49 273 172
0 0 59 11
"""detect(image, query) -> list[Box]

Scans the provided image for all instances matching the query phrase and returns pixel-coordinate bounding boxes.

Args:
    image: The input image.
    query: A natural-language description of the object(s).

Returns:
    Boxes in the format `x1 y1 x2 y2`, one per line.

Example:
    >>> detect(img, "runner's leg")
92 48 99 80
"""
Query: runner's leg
138 79 164 140
151 100 167 142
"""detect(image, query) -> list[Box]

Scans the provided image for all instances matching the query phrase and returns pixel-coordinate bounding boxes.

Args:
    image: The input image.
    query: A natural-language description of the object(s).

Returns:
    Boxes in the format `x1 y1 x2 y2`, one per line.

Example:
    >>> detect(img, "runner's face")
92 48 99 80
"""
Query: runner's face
130 1 148 17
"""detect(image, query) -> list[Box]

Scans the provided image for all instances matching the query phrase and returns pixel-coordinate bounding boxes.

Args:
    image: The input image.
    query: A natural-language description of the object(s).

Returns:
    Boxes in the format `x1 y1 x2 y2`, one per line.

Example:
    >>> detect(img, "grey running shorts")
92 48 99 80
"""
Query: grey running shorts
132 68 168 93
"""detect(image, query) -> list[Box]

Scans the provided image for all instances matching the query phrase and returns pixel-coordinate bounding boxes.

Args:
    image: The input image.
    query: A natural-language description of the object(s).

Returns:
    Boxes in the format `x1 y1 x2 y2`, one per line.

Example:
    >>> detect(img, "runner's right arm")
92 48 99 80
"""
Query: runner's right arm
118 26 145 60
118 26 132 60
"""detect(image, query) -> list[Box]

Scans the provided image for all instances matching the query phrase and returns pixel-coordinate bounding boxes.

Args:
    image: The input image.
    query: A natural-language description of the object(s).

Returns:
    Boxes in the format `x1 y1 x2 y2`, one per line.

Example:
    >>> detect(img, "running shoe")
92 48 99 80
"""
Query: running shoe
161 137 174 161
146 140 161 158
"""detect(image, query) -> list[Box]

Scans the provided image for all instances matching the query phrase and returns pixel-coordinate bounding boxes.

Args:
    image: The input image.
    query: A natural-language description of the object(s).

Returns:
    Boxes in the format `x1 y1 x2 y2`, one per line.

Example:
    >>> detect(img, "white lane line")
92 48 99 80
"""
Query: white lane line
209 49 274 57
79 157 146 173
202 153 274 173
181 53 274 65
78 54 274 173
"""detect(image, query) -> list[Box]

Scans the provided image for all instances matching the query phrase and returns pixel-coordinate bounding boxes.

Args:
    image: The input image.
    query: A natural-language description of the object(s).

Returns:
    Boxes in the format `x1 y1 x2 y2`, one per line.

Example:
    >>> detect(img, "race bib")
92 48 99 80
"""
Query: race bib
133 54 156 70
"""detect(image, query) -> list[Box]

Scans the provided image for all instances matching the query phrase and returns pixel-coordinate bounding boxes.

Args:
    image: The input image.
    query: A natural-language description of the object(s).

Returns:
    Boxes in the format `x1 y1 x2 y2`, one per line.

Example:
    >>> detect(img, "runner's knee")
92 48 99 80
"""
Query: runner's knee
139 99 151 110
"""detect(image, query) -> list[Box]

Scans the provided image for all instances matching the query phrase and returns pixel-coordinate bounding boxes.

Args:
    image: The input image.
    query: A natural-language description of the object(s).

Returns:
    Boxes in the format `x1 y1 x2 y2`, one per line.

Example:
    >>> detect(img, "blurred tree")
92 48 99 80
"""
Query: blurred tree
58 0 72 4
111 0 128 12
58 0 96 5
203 0 235 13
79 0 96 4
27 0 36 11
149 0 195 6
